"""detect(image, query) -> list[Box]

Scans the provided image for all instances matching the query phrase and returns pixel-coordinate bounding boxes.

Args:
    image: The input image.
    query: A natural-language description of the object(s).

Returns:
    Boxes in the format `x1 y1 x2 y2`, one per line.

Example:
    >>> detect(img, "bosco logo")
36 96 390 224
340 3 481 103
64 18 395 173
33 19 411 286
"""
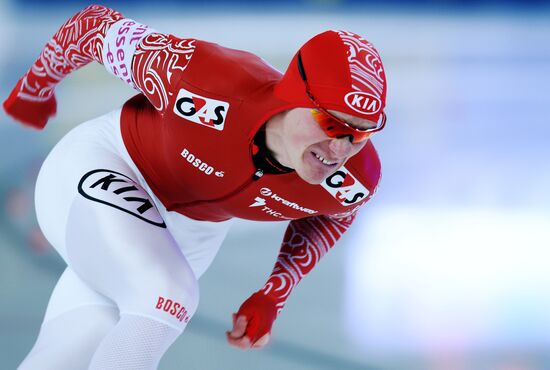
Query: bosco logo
321 166 370 206
344 91 381 115
181 148 223 177
174 88 229 131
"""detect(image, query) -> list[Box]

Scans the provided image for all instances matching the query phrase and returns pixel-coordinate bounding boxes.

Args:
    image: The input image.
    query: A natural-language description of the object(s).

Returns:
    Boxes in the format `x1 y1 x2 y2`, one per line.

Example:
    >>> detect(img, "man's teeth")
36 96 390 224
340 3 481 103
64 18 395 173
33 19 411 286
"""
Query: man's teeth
314 153 337 165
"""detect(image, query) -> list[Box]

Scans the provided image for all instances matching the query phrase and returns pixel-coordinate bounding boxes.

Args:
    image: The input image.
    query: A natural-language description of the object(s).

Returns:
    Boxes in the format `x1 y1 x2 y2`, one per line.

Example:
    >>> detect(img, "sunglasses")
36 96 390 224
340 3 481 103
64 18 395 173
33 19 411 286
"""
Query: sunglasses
297 52 386 144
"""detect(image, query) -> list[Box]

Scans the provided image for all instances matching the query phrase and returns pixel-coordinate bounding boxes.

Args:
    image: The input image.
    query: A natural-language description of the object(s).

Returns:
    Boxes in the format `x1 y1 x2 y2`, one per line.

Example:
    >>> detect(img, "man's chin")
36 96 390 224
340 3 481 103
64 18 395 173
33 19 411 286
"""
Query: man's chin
296 168 327 185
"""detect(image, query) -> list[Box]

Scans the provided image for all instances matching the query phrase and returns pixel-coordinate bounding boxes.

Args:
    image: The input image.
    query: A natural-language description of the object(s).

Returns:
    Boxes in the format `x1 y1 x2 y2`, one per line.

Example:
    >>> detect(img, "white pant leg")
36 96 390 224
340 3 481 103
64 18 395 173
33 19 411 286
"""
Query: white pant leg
30 109 234 369
88 313 181 370
18 268 119 370
35 109 201 330
43 267 117 324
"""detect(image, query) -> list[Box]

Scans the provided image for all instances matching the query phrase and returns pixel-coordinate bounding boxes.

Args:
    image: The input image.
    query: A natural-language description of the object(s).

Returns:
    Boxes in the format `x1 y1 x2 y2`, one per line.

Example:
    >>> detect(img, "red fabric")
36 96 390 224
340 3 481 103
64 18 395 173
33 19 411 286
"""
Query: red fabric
237 213 357 341
3 79 56 129
235 291 279 343
2 4 123 128
275 30 387 123
2 5 382 224
120 39 381 222
261 213 357 311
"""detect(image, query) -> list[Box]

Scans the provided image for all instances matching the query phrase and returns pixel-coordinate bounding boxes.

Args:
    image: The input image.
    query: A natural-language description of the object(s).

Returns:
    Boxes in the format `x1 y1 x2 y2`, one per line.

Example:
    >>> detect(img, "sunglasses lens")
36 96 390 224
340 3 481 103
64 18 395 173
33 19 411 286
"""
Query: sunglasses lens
310 109 371 143
311 109 335 131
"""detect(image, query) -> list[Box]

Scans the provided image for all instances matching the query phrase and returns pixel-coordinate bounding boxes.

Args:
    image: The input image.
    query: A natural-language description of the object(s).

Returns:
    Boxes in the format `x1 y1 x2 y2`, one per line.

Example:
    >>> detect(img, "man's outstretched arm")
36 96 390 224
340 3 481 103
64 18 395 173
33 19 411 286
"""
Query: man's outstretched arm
3 5 124 128
227 212 357 349
3 4 196 128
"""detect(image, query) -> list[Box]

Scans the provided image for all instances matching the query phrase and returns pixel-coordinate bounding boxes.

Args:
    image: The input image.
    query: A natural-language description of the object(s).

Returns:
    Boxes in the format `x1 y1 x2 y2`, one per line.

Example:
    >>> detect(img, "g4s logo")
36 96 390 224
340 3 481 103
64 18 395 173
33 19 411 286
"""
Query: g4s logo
321 167 370 206
174 88 229 131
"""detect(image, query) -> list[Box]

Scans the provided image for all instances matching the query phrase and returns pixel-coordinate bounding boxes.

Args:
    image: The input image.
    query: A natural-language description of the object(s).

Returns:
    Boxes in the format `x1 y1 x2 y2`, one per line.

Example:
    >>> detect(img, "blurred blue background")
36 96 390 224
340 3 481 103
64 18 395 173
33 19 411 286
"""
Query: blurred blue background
1 1 550 369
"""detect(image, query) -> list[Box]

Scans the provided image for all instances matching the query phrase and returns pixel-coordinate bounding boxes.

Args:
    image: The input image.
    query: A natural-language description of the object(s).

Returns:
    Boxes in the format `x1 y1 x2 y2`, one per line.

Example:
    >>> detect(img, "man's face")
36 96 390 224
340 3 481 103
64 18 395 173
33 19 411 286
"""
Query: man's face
280 108 377 184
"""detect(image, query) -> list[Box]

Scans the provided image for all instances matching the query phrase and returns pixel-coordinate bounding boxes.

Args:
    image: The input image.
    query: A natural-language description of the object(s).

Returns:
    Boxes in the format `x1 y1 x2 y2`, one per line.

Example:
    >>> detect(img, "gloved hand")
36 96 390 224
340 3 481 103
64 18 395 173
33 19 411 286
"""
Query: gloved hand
226 291 279 350
3 78 57 129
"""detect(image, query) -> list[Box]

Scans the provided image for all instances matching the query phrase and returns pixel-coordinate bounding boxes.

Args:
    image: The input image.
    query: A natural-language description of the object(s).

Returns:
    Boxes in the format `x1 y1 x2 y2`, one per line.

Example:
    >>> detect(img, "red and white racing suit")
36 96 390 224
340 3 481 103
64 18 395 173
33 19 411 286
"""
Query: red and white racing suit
4 5 381 343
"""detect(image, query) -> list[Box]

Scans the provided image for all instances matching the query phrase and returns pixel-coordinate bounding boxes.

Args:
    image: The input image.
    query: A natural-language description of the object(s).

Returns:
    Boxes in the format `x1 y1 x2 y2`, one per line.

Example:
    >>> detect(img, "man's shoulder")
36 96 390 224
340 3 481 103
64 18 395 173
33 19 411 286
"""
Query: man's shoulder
183 40 282 97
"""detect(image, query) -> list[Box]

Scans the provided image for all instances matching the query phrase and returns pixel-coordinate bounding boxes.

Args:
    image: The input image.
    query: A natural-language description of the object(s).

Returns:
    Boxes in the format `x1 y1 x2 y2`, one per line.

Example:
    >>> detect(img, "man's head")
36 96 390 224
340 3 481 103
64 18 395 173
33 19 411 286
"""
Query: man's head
274 29 387 126
269 30 387 184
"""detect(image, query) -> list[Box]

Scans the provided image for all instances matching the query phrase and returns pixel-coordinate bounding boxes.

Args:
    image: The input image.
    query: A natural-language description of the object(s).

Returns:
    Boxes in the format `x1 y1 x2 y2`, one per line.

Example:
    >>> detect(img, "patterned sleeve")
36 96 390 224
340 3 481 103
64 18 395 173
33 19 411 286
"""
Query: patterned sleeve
258 212 358 314
130 34 195 112
3 4 196 128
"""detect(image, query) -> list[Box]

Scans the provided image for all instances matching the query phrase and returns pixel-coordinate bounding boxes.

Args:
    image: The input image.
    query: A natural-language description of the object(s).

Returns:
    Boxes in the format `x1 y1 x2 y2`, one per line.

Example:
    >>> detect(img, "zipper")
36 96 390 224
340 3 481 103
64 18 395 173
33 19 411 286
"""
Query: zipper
252 168 264 180
169 168 264 210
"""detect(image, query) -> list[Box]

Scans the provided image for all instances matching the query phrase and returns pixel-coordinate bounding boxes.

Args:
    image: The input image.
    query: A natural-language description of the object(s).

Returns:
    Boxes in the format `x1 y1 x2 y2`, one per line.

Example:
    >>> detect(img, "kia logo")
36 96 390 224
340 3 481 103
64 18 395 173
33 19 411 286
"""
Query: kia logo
344 91 381 115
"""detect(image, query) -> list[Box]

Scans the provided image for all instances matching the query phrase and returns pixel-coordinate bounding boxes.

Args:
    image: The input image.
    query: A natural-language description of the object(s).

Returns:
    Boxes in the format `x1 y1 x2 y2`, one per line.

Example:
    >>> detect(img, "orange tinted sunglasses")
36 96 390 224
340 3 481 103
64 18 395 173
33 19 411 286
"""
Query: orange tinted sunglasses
310 108 386 144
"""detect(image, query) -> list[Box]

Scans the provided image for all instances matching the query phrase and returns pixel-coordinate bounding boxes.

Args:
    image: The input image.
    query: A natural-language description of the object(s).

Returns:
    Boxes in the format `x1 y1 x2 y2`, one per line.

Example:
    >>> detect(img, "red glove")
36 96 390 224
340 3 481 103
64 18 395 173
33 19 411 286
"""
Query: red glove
3 78 57 129
227 291 279 348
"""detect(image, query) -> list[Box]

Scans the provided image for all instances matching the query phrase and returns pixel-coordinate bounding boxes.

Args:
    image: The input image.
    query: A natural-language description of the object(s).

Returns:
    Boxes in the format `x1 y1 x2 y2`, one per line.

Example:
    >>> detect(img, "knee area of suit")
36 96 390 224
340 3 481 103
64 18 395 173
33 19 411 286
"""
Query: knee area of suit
157 273 199 315
128 267 200 316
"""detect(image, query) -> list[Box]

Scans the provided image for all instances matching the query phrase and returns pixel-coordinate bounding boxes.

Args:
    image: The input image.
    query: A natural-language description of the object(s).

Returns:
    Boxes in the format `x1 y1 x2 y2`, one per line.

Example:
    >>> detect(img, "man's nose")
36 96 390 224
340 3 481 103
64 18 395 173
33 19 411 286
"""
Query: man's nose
328 136 353 158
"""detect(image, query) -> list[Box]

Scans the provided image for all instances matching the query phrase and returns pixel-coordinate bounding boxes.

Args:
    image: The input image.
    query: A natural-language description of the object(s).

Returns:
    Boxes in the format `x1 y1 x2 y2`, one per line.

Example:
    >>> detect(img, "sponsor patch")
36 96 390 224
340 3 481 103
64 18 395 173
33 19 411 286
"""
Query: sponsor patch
174 87 229 130
180 148 224 177
250 197 267 208
249 197 292 219
344 91 381 115
78 169 166 228
156 296 190 323
102 19 156 89
259 188 317 215
321 166 369 206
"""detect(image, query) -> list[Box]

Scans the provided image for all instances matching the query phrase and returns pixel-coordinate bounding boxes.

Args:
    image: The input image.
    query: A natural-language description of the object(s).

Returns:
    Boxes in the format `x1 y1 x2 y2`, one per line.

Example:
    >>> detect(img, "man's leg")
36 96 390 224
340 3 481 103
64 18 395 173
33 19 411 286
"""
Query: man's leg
64 179 200 370
30 110 204 369
18 268 118 370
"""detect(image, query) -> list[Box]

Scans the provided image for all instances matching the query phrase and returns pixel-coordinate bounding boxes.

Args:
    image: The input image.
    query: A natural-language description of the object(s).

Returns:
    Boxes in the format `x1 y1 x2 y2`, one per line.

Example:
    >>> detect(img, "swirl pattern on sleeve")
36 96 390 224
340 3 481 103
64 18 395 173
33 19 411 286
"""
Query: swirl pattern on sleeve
19 5 123 103
260 213 357 313
132 34 196 111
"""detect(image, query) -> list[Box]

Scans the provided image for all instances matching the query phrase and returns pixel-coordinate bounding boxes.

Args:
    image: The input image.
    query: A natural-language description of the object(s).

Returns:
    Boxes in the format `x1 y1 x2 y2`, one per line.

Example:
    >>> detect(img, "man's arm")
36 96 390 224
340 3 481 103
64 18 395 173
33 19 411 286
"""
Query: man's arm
3 5 123 128
227 212 357 349
3 4 196 128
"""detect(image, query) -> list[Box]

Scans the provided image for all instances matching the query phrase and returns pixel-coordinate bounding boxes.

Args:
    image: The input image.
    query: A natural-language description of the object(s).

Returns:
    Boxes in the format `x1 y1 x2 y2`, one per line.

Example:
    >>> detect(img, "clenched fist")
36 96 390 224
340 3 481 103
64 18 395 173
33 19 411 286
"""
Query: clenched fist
226 291 279 350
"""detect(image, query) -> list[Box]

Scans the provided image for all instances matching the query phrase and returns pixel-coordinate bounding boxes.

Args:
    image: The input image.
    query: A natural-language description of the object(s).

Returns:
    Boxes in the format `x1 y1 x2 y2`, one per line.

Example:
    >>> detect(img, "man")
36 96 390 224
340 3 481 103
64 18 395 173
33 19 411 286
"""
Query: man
3 4 387 369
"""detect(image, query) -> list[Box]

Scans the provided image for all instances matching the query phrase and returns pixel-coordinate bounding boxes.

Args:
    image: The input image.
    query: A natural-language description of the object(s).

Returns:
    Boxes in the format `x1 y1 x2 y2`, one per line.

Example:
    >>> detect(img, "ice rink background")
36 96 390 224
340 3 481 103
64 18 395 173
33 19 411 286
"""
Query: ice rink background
1 1 550 369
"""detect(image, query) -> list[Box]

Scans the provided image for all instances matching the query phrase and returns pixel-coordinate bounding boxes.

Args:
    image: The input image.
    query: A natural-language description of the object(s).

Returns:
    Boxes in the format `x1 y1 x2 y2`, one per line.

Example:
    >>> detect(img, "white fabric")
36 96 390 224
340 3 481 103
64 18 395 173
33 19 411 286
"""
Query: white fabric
20 109 235 368
89 313 180 370
18 304 119 370
64 190 199 330
35 108 233 328
43 268 116 325
101 19 156 90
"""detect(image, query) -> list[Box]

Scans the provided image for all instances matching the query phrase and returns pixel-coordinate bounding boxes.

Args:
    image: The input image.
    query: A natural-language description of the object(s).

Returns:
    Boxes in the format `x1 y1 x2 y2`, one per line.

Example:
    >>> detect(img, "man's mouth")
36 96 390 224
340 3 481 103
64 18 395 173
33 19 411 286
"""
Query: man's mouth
312 151 338 166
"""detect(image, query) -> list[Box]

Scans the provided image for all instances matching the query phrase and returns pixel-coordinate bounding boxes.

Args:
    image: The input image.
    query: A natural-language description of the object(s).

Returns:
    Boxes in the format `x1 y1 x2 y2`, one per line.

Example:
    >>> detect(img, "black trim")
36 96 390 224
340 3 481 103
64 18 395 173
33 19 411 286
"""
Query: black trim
252 127 294 175
297 52 308 82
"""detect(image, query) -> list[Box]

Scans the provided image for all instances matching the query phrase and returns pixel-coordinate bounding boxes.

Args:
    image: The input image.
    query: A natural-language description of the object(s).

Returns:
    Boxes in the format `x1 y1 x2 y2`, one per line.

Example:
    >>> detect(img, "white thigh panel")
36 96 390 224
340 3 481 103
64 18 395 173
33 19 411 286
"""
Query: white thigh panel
35 109 132 261
35 110 196 330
